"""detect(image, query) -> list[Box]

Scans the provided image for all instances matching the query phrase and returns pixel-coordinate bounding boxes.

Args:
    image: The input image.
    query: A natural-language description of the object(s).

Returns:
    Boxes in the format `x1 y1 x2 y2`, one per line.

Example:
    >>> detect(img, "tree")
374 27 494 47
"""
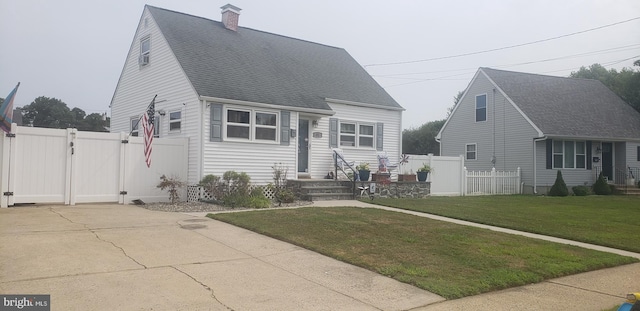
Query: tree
80 113 109 132
446 91 464 118
570 61 640 113
548 170 568 196
402 119 445 155
21 96 73 128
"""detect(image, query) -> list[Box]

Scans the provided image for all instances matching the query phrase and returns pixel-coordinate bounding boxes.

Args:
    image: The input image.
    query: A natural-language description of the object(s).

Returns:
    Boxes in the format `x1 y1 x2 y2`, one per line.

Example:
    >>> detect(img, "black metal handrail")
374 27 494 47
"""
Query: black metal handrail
333 150 357 199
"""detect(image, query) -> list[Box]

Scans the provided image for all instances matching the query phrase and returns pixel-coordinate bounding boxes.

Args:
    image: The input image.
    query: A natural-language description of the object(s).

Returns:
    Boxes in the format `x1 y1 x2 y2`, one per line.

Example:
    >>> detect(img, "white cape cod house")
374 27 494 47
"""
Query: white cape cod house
437 68 640 194
110 5 404 185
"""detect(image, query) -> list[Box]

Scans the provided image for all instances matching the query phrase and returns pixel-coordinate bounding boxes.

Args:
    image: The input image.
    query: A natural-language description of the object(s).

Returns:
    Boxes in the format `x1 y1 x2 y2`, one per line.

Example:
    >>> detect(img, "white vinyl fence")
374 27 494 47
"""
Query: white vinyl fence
465 167 521 195
0 124 188 207
404 154 521 196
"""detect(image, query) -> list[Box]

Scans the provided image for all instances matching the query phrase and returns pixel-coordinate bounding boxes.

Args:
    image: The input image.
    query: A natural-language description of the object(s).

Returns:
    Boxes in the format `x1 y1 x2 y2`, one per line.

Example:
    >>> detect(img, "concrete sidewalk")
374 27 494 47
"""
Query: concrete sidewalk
0 204 442 311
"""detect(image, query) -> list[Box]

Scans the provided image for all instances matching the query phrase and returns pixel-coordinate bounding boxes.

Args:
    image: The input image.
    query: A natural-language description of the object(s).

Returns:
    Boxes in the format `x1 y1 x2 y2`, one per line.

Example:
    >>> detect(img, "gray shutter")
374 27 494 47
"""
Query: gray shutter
280 111 290 146
586 141 592 170
210 103 223 142
329 118 338 148
546 139 552 169
376 122 384 151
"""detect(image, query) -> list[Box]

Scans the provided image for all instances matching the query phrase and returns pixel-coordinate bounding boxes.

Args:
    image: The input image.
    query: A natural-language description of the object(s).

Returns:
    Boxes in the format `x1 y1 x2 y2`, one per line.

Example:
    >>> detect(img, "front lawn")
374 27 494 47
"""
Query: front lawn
368 196 640 253
209 207 637 299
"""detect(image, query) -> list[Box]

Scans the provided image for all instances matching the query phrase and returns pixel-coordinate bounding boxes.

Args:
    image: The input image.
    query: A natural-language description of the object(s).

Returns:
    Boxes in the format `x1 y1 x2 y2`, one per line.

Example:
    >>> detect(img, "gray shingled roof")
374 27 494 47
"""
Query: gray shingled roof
482 67 640 140
147 6 401 112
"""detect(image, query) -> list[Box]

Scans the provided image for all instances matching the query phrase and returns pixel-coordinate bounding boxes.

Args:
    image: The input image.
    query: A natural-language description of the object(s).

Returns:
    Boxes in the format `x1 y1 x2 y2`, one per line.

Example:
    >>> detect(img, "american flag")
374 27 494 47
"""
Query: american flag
142 98 155 168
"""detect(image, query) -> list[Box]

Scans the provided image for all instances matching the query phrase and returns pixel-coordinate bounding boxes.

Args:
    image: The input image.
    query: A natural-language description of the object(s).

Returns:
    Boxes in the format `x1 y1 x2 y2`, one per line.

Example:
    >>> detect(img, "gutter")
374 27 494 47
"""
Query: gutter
533 136 547 194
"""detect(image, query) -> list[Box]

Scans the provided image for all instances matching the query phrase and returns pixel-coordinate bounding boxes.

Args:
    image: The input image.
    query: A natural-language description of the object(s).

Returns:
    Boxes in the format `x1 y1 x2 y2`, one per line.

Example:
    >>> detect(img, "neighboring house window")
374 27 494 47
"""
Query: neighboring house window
466 143 477 160
339 121 375 148
139 36 150 66
553 140 586 169
130 117 139 137
169 111 181 132
476 94 487 122
154 113 161 138
637 146 640 161
225 108 278 142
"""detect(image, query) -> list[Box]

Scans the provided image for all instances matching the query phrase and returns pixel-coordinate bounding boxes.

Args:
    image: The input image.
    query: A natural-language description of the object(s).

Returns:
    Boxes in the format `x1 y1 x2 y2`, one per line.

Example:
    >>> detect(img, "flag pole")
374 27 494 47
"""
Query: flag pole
128 94 157 137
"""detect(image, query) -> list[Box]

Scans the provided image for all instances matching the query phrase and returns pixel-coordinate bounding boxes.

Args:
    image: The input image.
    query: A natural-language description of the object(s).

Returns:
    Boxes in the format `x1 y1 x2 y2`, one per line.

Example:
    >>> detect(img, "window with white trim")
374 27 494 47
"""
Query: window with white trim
553 140 586 169
476 94 487 122
225 108 278 142
169 111 181 132
154 113 161 138
139 36 150 66
130 117 139 137
466 143 477 160
339 121 374 148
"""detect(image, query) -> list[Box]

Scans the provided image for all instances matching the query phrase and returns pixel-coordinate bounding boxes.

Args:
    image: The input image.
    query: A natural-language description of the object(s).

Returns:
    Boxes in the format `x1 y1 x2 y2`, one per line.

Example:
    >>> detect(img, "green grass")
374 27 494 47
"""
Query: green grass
366 196 640 253
209 207 637 299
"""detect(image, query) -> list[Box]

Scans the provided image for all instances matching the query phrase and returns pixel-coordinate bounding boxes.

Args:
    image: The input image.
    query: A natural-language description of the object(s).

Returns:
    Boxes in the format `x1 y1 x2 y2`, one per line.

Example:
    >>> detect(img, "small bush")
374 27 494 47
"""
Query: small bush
549 171 569 196
571 185 590 196
157 175 185 203
592 172 612 195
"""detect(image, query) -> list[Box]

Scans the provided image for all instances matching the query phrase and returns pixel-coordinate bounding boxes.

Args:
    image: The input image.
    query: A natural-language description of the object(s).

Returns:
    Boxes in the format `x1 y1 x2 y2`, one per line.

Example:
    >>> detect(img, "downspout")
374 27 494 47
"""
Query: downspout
533 136 547 194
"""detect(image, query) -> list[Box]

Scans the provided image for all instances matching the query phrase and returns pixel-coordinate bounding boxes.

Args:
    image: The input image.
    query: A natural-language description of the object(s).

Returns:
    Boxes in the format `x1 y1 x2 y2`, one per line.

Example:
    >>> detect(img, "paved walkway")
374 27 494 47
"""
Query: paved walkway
1 201 638 310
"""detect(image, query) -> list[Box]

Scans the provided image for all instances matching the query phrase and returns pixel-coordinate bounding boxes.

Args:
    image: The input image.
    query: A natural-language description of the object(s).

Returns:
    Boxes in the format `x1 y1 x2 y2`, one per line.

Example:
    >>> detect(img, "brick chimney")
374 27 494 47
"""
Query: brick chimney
221 4 241 31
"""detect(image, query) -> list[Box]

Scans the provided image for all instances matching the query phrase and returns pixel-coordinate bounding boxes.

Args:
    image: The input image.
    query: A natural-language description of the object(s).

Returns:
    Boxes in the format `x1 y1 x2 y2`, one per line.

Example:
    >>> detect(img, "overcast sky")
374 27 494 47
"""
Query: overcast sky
1 0 639 129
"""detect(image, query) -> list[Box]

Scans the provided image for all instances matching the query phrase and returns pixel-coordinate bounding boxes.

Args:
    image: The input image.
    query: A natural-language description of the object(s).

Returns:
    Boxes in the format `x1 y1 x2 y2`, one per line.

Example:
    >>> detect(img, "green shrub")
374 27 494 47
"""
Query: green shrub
571 185 590 196
549 171 569 196
199 171 269 208
592 172 612 195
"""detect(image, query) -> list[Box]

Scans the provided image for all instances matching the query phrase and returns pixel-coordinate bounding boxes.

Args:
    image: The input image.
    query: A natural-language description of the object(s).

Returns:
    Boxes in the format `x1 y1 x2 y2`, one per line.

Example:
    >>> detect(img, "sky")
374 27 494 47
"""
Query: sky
1 0 639 129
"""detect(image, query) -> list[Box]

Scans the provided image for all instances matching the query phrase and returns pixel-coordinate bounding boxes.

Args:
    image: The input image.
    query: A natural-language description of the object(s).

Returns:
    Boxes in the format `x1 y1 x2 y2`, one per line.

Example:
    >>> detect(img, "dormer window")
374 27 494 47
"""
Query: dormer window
139 36 150 66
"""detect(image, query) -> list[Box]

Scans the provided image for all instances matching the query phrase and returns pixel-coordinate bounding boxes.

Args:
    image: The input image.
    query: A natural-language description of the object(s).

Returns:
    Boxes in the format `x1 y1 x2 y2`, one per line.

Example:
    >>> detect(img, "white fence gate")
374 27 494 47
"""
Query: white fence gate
404 154 521 196
404 154 465 196
465 167 521 195
0 124 188 207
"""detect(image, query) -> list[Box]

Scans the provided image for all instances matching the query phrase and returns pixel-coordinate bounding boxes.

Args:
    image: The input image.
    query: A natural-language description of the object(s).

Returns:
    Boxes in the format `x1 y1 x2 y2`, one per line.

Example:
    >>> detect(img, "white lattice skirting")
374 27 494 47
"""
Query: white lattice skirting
187 185 278 202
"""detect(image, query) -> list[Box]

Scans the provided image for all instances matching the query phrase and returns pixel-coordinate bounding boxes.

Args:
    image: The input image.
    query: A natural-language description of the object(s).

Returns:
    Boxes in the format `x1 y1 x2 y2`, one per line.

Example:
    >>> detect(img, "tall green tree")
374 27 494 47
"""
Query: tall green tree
402 119 445 155
21 96 74 128
570 61 640 113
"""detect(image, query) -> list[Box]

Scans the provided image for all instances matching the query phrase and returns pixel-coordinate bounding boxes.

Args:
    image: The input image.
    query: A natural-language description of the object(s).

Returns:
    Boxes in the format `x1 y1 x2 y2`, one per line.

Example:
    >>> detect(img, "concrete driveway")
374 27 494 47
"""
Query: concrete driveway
0 204 443 310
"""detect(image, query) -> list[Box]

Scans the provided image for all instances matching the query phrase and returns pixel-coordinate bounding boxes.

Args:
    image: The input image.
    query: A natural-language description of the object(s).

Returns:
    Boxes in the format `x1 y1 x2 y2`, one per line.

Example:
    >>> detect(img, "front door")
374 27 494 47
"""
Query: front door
298 119 309 173
601 142 613 181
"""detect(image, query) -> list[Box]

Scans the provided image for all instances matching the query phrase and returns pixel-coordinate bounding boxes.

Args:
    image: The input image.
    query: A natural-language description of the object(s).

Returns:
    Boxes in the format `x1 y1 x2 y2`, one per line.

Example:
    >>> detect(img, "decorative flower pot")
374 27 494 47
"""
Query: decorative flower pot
417 171 429 182
358 170 370 182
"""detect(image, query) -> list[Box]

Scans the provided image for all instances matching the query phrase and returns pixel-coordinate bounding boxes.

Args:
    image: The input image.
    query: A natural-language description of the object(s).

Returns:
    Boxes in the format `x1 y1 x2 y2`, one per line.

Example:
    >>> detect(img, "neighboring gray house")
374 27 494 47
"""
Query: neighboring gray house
437 67 640 194
110 5 404 185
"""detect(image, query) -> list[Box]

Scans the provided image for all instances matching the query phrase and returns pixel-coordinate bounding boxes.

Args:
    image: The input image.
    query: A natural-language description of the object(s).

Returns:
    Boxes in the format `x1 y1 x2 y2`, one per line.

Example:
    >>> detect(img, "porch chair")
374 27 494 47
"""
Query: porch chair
376 151 399 173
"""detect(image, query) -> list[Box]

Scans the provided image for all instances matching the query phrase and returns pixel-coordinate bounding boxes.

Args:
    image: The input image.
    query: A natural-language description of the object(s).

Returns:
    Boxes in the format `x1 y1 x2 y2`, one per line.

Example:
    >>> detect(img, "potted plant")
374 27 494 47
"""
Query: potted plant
416 163 431 182
397 154 416 182
356 162 370 181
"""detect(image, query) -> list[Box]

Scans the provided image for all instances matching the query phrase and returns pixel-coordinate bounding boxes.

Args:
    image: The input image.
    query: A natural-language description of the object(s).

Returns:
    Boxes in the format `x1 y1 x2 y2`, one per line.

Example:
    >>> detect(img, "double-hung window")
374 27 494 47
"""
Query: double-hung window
476 94 487 122
225 108 278 142
466 143 477 160
130 117 139 137
339 121 374 148
139 36 150 66
553 140 586 169
169 111 181 132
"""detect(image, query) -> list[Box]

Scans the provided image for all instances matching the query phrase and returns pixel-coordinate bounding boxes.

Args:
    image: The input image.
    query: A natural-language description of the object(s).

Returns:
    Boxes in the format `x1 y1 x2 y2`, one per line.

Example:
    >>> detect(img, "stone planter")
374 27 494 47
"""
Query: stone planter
398 174 416 182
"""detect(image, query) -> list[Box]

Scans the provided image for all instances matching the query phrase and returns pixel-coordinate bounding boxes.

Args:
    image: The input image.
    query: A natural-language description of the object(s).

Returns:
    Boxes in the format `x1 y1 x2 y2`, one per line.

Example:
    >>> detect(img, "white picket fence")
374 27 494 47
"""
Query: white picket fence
0 124 188 207
465 167 521 195
403 154 521 196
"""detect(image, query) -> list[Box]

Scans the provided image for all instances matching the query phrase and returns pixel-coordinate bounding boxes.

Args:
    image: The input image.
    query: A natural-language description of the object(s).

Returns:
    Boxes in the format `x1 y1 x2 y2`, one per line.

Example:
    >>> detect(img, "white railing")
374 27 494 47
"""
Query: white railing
465 167 521 195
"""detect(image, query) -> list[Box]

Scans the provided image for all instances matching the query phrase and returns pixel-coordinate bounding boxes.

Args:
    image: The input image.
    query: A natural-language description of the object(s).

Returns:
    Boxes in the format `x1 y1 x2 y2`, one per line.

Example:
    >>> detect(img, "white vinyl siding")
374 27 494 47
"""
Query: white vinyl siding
110 7 201 184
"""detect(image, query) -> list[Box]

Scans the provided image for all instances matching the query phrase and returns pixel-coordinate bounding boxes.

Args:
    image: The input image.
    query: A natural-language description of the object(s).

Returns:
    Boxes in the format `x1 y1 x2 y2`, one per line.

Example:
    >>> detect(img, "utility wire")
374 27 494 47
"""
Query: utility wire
365 17 640 67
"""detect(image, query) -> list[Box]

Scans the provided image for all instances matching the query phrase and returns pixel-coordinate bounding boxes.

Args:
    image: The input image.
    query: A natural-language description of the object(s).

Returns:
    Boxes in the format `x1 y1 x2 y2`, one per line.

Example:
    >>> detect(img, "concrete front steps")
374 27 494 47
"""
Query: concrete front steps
288 179 355 201
615 185 640 195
